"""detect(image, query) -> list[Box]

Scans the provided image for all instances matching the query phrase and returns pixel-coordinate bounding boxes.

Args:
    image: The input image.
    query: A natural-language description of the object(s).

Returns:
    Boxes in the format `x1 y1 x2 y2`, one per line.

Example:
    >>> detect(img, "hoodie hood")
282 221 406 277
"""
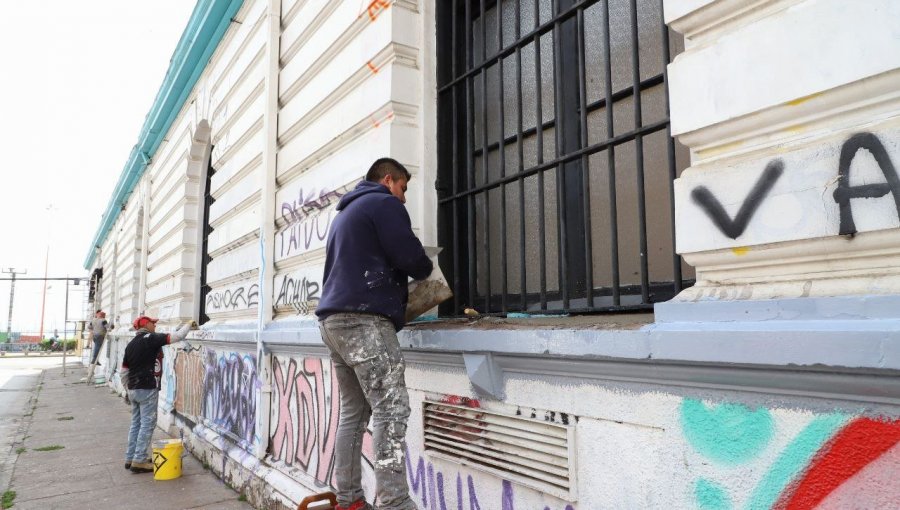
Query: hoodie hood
336 180 390 211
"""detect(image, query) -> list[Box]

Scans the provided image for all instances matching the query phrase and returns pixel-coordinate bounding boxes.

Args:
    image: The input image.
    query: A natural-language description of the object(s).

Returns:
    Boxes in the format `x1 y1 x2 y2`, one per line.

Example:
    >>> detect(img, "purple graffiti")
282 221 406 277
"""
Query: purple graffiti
406 447 576 510
468 475 482 510
202 349 258 446
280 182 357 225
278 209 333 258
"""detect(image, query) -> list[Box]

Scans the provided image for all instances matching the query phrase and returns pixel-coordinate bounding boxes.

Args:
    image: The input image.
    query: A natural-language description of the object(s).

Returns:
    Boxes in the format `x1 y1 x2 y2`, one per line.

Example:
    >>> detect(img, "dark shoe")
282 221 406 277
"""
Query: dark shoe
130 461 153 473
124 462 131 470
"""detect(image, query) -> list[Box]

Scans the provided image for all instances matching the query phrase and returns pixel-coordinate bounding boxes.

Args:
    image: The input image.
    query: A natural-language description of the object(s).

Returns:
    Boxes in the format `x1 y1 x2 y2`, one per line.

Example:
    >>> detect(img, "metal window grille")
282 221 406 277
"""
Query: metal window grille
198 152 216 324
436 0 692 315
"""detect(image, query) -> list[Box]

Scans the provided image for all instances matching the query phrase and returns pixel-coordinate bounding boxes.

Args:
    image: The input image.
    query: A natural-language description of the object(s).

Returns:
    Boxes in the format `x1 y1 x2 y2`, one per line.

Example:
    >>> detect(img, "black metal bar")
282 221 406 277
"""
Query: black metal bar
516 0 527 311
199 154 216 324
552 0 569 310
467 73 664 157
438 120 668 204
557 0 589 309
534 0 547 310
451 0 461 314
601 0 620 306
467 0 477 309
630 0 650 303
660 0 683 294
438 0 600 93
480 0 492 313
498 0 508 313
436 0 685 316
577 7 594 308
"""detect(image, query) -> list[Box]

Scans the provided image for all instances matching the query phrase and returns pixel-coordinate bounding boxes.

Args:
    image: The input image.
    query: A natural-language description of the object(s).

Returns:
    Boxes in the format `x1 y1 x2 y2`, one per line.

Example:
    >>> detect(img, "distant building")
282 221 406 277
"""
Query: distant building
85 0 900 508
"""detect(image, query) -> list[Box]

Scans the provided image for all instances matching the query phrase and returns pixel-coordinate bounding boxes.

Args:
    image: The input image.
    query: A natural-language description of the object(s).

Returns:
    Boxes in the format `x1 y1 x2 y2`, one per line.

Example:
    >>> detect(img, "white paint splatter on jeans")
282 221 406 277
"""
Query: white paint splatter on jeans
320 313 416 510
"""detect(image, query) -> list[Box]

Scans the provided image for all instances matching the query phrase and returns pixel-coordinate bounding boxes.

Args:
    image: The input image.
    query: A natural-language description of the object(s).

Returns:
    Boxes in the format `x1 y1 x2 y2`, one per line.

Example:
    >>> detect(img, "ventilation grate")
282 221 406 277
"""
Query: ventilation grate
422 401 576 500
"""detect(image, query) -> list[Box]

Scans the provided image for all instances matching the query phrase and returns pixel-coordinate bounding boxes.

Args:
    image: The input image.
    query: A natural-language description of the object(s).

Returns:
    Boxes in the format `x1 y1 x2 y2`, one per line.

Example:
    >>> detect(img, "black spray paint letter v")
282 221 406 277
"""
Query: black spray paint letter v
691 160 784 240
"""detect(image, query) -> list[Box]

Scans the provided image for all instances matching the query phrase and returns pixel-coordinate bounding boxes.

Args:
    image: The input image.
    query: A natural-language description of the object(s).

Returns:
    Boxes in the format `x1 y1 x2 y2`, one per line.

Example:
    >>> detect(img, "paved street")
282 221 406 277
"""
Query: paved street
0 357 253 509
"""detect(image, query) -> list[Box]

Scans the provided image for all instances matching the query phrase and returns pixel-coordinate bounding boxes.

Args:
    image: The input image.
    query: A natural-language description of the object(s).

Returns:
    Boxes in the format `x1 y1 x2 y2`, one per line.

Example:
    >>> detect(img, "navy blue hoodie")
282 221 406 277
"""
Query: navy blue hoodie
316 180 433 331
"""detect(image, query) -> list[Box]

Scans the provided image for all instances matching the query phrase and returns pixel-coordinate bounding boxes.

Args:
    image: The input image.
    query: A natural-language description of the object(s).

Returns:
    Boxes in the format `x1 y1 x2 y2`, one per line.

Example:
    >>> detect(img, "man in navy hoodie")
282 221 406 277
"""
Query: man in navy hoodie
316 158 432 510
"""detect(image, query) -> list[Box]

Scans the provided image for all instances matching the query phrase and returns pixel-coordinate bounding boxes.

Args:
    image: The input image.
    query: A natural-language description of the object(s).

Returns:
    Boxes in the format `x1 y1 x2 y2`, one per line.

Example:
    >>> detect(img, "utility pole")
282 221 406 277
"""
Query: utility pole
38 246 49 340
2 268 26 342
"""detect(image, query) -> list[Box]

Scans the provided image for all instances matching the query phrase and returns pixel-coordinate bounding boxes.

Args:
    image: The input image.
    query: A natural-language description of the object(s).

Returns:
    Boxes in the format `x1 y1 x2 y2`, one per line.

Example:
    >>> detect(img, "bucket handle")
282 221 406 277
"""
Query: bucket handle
297 492 337 510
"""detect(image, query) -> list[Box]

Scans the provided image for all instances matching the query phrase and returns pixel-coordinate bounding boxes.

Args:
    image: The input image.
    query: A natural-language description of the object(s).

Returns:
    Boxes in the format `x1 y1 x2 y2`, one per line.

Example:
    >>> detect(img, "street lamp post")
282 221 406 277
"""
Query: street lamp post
2 268 26 342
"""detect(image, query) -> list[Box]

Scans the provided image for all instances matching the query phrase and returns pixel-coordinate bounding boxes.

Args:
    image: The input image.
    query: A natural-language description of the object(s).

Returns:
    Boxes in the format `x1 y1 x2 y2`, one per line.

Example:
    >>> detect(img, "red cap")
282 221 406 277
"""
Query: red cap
133 316 159 329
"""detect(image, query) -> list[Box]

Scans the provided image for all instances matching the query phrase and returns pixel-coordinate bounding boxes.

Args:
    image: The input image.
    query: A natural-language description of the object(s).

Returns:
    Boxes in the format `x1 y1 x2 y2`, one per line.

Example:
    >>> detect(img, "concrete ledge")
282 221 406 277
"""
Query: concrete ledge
187 296 900 405
655 294 900 322
195 316 900 370
404 350 900 406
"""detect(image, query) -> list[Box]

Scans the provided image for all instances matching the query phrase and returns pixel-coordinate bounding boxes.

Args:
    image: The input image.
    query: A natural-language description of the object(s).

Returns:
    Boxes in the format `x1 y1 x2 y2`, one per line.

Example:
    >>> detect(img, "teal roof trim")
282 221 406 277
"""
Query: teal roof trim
83 0 244 269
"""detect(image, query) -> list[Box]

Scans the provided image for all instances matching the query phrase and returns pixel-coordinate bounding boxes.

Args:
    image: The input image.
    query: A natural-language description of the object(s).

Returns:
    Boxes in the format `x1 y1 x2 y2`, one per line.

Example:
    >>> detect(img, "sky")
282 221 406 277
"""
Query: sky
0 1 196 335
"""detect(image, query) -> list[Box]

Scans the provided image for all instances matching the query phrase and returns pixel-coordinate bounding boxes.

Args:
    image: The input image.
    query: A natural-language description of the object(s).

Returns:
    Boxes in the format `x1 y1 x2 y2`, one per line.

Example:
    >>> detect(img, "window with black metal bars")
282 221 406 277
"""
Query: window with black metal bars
198 150 215 325
436 0 693 316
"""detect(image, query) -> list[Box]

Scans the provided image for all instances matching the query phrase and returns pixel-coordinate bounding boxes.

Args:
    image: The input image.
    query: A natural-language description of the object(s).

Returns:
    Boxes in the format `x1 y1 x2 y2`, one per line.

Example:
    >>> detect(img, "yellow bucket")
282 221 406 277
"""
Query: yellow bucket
152 439 184 480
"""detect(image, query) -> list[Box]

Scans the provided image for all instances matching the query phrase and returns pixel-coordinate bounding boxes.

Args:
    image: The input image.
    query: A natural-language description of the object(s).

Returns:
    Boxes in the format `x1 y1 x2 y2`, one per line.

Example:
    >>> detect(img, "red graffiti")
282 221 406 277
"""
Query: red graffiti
775 417 900 509
271 359 298 463
270 357 339 484
441 395 481 408
366 60 379 74
271 357 376 484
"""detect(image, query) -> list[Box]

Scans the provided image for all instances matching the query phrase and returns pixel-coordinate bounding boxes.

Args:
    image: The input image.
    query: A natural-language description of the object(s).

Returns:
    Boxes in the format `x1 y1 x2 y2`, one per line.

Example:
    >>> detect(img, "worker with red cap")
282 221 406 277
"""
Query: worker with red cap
120 316 195 473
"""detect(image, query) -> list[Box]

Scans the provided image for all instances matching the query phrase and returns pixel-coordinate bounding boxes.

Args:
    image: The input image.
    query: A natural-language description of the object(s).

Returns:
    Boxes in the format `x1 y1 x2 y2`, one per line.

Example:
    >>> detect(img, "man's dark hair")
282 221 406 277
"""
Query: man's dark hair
365 157 411 183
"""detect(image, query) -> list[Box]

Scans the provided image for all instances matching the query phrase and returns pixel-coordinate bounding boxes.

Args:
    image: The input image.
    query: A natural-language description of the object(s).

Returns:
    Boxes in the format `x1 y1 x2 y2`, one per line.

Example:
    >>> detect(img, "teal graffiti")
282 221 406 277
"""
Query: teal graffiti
745 413 847 510
695 478 731 510
680 399 774 464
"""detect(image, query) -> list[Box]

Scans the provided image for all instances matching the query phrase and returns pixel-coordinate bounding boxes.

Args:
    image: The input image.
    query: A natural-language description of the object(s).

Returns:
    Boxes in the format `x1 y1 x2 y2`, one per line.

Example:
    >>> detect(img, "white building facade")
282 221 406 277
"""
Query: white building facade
86 0 900 508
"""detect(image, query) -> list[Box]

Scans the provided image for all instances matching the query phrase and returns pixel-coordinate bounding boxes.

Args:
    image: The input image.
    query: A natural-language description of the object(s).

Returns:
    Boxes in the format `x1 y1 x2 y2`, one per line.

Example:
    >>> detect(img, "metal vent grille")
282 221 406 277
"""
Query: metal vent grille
422 401 576 500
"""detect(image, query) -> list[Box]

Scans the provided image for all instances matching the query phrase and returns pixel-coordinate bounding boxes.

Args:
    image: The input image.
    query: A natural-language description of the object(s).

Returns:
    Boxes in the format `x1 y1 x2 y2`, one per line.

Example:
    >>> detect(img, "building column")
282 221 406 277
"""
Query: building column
251 0 282 460
661 0 900 313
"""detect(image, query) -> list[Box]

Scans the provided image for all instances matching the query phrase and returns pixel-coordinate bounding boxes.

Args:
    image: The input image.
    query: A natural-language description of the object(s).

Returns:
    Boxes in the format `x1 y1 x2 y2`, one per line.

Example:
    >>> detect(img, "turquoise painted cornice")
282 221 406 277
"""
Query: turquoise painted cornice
83 0 244 269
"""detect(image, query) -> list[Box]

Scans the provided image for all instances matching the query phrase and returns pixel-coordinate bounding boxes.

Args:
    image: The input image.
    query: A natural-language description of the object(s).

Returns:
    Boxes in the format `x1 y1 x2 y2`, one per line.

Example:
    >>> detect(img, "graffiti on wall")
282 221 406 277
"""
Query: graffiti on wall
270 356 350 484
276 181 359 261
680 398 900 509
691 160 784 240
202 348 259 447
832 132 900 235
274 272 321 315
175 348 204 418
362 0 390 21
205 282 259 313
277 208 334 259
406 447 575 510
693 131 900 240
161 348 177 411
267 356 576 509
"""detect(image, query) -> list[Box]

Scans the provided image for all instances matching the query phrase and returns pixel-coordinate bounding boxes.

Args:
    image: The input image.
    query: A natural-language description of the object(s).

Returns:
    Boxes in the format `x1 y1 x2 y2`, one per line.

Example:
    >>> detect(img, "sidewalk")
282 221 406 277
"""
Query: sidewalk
4 362 253 509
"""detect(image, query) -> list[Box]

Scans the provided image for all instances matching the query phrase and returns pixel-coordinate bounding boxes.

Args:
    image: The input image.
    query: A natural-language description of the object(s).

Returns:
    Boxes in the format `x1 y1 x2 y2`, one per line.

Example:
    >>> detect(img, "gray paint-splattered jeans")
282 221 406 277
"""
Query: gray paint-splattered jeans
319 313 416 510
